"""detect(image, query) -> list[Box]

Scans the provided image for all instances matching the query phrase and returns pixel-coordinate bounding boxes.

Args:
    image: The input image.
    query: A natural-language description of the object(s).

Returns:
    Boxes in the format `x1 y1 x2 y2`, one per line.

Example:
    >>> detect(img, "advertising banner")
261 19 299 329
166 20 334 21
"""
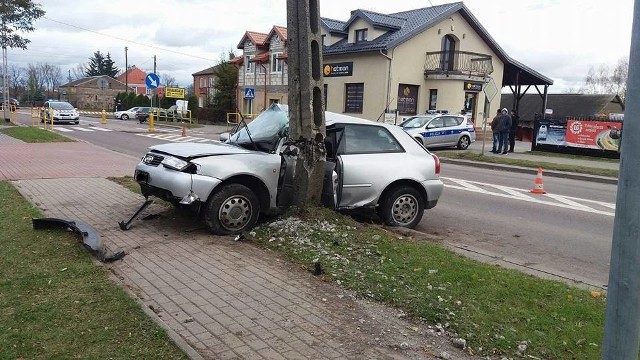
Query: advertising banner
536 121 567 146
566 120 621 151
397 84 419 115
323 62 353 77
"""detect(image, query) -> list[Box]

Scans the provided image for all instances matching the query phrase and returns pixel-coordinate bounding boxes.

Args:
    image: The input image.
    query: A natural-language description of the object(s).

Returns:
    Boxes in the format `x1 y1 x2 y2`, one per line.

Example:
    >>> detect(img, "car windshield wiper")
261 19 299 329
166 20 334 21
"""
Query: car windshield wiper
234 109 258 151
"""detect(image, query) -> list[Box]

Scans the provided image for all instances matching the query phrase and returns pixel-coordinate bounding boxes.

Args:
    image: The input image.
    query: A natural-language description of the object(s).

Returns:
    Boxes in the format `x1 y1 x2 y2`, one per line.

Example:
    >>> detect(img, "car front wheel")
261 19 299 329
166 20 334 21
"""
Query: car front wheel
121 114 129 120
204 184 260 235
378 186 424 229
457 135 471 150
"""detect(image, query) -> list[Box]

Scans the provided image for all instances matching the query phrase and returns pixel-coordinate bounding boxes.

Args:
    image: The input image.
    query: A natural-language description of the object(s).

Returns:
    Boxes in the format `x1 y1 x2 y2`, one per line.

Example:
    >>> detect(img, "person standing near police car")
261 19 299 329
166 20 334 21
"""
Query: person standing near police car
497 108 512 155
490 109 501 153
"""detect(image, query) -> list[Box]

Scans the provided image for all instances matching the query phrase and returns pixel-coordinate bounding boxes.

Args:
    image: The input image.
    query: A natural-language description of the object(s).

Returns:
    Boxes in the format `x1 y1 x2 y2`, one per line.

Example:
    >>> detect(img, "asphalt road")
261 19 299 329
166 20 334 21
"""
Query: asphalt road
10 110 616 288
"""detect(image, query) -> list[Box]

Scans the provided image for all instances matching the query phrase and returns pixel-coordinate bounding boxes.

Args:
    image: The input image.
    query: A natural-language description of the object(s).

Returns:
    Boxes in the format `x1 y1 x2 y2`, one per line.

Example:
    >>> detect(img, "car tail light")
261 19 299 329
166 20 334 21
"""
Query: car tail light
432 154 441 174
468 119 476 132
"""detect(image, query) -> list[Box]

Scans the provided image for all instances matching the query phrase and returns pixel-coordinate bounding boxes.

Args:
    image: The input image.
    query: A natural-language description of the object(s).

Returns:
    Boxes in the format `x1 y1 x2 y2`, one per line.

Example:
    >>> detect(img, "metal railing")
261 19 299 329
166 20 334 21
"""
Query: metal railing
424 50 493 77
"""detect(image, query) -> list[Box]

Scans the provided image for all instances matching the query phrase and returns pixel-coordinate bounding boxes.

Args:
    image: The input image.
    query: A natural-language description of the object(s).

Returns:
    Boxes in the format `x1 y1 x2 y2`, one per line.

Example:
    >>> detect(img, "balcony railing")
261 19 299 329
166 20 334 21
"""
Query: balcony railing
424 50 493 78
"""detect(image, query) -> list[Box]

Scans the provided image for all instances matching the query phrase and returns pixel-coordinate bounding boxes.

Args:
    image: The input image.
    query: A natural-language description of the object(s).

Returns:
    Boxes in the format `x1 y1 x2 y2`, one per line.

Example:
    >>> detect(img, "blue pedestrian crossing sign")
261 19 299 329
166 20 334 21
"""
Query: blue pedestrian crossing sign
146 73 160 89
244 87 255 99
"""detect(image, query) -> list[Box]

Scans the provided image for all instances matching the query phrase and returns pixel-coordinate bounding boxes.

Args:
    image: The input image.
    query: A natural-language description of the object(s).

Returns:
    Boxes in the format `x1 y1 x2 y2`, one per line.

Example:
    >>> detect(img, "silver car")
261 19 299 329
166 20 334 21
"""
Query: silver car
134 104 444 235
401 113 476 149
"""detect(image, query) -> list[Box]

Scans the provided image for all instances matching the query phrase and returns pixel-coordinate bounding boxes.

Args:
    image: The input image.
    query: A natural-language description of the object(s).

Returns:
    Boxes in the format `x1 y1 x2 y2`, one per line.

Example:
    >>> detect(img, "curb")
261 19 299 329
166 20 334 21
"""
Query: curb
440 157 618 185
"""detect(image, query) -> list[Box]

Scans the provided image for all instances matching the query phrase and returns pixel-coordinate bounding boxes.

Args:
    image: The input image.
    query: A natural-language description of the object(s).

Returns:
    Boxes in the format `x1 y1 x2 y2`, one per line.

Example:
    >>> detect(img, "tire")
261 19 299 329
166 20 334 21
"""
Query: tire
74 121 79 125
121 114 129 120
378 186 424 229
204 184 260 235
457 135 471 150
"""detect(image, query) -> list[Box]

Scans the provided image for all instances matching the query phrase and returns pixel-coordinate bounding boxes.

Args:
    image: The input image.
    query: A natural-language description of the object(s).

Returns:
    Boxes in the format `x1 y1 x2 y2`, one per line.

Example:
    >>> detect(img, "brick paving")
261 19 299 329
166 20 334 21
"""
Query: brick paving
3 133 470 359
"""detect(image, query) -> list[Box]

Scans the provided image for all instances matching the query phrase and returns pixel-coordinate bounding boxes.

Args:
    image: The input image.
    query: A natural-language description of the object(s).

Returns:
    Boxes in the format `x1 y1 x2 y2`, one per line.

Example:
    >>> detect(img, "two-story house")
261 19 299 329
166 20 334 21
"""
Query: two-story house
193 66 218 108
117 66 148 96
234 2 552 125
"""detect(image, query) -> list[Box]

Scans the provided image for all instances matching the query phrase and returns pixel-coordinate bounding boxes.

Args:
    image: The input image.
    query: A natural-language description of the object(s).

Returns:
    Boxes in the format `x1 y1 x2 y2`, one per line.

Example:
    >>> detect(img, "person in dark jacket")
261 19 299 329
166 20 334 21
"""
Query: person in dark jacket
490 109 501 153
508 109 520 152
497 108 511 154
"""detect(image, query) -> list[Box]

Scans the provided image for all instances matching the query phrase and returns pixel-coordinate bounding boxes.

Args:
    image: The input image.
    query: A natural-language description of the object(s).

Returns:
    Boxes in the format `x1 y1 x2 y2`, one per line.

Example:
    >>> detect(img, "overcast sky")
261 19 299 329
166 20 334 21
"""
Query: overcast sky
10 0 635 92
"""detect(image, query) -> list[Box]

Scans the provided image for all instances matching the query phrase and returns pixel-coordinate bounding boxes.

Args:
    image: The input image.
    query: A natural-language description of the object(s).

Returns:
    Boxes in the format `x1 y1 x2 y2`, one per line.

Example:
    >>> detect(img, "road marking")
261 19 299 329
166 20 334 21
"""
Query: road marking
55 127 73 132
441 176 615 217
135 133 214 143
70 127 93 132
88 127 113 132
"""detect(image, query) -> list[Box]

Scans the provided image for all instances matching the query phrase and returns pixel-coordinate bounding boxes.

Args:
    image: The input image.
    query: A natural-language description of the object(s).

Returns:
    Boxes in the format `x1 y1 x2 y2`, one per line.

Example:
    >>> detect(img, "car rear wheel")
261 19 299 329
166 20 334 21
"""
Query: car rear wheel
121 114 129 120
204 184 260 235
378 186 424 229
457 135 471 150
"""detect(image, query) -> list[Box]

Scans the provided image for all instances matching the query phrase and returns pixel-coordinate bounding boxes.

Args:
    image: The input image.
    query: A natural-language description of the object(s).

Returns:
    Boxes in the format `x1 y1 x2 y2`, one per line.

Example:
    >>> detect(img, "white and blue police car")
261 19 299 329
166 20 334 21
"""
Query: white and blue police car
400 112 476 150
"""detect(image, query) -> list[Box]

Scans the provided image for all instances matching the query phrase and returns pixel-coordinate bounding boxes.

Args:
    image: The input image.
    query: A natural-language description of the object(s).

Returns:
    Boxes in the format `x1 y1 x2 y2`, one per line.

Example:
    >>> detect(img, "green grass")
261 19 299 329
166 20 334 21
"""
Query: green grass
0 181 186 359
0 126 75 143
524 150 620 163
248 207 606 359
436 151 619 178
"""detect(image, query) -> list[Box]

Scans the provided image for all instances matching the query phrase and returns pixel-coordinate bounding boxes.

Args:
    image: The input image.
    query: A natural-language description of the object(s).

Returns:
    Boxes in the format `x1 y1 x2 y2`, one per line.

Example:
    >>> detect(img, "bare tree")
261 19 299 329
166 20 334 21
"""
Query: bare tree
581 56 629 102
8 64 25 98
162 74 178 87
42 64 62 97
71 63 86 80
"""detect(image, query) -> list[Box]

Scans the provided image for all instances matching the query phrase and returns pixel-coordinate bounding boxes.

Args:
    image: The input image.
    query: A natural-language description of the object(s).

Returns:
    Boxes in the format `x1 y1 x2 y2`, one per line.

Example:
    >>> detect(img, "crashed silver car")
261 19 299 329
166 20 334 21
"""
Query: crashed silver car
134 104 444 235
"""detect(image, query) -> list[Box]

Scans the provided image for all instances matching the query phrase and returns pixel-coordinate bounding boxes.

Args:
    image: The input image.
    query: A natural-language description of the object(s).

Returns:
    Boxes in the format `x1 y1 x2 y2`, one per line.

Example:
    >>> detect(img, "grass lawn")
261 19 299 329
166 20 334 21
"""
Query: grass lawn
0 181 186 359
436 151 619 178
0 126 74 143
248 207 606 359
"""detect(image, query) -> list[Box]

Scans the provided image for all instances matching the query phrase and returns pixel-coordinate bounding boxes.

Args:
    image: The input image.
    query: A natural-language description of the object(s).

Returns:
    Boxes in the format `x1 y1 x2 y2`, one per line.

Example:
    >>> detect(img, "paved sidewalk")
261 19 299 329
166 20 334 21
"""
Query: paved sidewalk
1 132 471 358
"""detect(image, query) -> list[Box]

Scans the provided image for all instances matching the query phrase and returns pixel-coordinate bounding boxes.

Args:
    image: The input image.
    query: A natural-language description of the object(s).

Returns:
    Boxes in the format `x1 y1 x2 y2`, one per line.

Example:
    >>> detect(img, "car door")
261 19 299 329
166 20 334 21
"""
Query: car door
424 117 445 147
336 124 405 209
442 116 461 146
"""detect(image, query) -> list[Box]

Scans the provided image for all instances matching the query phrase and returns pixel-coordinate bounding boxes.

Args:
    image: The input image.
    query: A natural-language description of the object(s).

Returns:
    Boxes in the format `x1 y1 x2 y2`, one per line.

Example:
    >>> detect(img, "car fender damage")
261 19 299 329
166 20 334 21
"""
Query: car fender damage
32 218 125 262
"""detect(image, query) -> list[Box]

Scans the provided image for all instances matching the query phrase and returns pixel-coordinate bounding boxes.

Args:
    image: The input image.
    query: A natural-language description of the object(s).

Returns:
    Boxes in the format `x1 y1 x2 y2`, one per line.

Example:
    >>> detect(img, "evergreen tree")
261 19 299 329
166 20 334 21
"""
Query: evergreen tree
212 52 239 117
84 51 119 77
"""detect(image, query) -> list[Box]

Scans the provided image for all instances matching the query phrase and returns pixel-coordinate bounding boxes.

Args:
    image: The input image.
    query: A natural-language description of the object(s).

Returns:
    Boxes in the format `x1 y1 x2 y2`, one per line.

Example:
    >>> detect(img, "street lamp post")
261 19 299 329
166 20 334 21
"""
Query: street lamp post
2 45 9 122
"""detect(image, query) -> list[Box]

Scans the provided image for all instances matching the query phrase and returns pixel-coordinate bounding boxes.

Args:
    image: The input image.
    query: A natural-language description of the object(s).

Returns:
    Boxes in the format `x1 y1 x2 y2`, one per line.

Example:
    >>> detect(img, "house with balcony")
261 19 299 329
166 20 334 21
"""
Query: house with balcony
234 2 552 125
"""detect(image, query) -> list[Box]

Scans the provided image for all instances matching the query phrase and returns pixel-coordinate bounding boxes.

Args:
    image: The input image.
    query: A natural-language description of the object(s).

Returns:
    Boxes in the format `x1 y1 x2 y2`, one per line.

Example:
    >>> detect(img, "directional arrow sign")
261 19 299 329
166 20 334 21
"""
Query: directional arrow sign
145 73 160 89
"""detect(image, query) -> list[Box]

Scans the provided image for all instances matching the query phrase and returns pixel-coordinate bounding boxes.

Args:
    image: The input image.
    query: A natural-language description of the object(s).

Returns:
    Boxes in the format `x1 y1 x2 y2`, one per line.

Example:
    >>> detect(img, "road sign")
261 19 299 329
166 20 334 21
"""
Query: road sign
244 87 255 99
483 77 498 102
165 87 185 99
146 73 160 89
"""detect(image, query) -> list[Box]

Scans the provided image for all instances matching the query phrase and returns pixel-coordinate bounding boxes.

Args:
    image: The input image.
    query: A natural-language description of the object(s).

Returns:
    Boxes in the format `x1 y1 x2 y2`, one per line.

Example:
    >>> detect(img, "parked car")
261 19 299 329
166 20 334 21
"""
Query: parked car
134 103 444 235
136 107 167 123
166 105 188 121
40 100 80 124
0 97 20 108
114 106 140 120
400 113 476 150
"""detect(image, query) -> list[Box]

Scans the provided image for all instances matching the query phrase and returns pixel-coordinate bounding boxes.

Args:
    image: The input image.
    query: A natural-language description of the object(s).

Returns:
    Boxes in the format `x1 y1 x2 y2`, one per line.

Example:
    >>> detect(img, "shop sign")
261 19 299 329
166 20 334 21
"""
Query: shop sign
397 84 419 115
565 120 621 151
323 62 353 77
464 81 483 92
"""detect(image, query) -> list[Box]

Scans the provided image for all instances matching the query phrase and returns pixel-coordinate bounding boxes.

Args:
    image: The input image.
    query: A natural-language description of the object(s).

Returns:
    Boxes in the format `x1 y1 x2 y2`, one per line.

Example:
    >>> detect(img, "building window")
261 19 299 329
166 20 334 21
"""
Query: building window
323 84 328 110
355 29 368 43
271 52 283 73
429 89 438 111
199 78 204 88
344 83 364 113
321 34 326 47
245 55 254 73
208 77 215 87
440 35 456 71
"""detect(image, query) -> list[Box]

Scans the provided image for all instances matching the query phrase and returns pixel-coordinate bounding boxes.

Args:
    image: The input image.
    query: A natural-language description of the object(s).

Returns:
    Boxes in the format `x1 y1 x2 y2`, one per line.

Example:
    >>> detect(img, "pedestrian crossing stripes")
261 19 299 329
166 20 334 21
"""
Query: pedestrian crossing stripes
441 176 616 217
54 126 114 132
135 133 215 143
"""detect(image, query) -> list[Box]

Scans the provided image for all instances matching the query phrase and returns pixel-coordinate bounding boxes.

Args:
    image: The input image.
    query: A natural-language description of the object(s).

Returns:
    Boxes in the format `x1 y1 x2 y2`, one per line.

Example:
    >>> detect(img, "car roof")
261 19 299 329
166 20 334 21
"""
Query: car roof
271 103 393 128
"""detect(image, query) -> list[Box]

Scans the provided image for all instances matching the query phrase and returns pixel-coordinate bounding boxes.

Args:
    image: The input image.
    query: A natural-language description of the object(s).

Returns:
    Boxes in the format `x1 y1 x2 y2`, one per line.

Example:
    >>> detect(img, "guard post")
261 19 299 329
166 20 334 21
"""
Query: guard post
101 109 107 124
148 111 155 133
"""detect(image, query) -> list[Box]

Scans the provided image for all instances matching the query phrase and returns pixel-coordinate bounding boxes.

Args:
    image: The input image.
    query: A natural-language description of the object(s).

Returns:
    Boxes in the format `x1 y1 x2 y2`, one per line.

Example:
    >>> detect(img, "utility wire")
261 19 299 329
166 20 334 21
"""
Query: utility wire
42 16 216 62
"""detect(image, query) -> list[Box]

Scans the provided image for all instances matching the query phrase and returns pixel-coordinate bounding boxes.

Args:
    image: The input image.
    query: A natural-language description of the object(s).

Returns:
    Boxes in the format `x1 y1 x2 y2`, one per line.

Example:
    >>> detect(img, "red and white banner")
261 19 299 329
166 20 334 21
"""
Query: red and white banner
565 120 621 151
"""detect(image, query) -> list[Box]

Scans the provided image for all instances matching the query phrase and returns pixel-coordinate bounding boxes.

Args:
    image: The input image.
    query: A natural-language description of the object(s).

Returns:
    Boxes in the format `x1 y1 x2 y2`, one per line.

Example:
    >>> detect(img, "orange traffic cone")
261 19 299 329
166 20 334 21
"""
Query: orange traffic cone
530 167 546 194
181 126 186 137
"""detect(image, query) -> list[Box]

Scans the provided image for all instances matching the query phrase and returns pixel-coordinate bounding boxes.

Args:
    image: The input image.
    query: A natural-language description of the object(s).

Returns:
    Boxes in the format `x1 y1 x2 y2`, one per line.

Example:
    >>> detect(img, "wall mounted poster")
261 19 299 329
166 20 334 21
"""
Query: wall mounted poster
536 121 567 146
565 120 622 151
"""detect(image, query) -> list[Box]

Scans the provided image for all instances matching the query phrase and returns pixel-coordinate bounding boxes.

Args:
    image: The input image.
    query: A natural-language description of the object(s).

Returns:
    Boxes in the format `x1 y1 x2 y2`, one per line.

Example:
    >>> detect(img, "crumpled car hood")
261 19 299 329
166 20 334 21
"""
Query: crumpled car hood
149 142 253 158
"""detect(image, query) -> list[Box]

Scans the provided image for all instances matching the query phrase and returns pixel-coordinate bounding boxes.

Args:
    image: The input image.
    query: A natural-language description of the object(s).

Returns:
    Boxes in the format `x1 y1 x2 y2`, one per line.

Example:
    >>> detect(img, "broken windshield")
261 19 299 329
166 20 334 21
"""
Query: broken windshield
228 105 289 151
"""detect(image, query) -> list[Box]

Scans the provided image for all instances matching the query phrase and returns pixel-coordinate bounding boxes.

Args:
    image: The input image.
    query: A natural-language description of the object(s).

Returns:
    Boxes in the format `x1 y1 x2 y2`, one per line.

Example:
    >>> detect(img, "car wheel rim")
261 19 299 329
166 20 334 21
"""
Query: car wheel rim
218 195 252 231
460 137 469 148
391 194 418 226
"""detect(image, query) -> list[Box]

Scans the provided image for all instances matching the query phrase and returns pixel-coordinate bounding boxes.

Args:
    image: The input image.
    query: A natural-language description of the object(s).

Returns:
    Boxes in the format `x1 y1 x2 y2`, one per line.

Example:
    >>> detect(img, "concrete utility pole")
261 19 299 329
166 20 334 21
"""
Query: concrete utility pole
125 46 128 93
286 0 327 207
602 0 640 358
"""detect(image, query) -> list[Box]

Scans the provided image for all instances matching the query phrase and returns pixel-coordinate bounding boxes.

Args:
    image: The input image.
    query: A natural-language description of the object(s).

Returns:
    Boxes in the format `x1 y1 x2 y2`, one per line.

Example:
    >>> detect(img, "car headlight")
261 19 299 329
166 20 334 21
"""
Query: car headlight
161 156 190 171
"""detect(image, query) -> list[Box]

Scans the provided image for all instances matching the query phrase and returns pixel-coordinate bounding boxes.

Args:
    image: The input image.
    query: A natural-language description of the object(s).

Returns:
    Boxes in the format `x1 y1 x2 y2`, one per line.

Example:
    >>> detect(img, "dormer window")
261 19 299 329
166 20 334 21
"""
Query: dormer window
355 28 368 43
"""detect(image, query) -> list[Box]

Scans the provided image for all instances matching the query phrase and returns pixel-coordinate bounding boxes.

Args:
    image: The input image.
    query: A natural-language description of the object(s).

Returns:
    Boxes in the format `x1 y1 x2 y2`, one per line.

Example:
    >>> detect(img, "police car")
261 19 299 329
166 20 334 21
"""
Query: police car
400 112 476 150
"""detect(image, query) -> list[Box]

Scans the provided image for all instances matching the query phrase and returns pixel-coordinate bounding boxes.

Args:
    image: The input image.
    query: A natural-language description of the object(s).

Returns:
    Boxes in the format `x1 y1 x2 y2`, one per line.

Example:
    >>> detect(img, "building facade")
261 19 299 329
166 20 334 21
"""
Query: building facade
192 66 217 108
232 2 552 125
60 75 131 110
117 66 148 95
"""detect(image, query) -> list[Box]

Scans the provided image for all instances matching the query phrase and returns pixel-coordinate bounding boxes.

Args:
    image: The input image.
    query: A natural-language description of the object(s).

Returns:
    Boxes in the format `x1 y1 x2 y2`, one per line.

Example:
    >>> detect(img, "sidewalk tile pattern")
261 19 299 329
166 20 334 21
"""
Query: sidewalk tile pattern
14 177 467 359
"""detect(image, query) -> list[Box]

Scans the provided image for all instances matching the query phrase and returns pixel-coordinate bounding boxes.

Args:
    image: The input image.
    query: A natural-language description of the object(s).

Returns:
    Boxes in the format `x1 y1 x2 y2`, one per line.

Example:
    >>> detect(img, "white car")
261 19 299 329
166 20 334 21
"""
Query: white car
114 107 140 120
134 104 444 235
40 100 80 124
400 113 476 150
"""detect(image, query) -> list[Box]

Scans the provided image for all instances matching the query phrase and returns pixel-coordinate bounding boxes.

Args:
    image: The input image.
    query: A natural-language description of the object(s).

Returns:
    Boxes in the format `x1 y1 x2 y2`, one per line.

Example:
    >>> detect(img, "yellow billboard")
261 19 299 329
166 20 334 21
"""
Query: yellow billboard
165 87 185 99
